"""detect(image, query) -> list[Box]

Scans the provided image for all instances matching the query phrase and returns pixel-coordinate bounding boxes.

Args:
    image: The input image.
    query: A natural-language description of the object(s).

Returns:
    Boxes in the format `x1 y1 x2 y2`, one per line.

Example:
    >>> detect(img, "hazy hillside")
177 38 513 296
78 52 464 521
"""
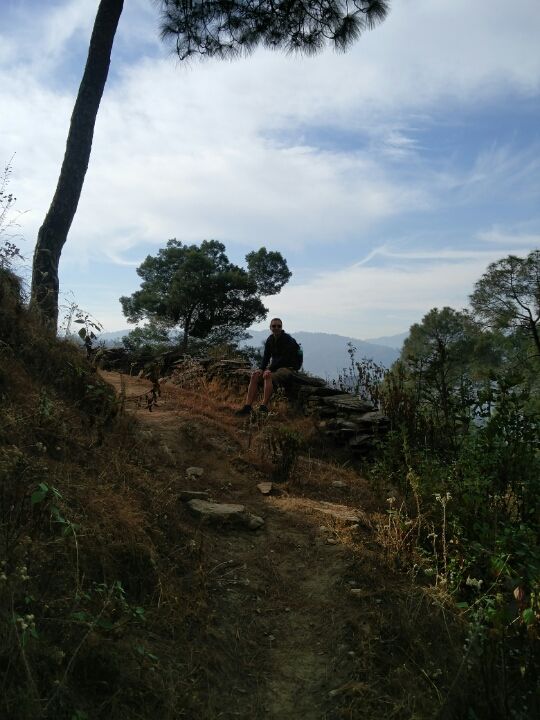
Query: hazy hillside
363 331 409 349
243 330 401 379
97 329 131 344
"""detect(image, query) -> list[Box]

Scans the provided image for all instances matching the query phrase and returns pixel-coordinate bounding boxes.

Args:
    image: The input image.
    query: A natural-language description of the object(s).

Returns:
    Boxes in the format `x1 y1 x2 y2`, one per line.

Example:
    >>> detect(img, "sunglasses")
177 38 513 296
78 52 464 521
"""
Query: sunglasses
271 324 282 329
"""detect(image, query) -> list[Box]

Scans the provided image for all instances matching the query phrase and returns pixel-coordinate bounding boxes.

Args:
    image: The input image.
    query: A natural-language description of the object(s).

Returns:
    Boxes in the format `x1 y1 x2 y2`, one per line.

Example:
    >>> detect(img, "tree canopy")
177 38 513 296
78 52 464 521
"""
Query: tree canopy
120 239 290 349
160 0 390 59
470 250 540 358
400 307 479 431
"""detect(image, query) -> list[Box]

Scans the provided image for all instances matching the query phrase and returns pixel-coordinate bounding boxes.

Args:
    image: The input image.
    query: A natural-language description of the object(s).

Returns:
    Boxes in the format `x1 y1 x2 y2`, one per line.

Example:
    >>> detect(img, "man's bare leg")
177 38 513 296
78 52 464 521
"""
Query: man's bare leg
261 372 273 406
245 370 262 406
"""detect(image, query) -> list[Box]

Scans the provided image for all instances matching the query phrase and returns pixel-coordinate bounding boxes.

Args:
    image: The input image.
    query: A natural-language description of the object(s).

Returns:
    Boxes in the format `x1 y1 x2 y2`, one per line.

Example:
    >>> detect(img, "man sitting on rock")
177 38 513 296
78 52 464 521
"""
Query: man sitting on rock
236 318 302 415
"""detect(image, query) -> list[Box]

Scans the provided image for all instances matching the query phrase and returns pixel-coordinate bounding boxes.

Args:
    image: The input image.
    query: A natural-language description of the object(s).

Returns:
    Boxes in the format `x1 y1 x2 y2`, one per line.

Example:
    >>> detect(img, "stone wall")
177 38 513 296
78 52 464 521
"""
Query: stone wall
95 352 390 456
171 359 390 456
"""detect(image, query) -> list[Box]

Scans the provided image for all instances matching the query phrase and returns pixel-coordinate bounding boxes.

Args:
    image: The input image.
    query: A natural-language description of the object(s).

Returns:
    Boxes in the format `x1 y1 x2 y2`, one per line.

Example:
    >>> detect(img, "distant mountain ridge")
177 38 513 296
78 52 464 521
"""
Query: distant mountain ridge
242 330 403 379
363 331 409 349
97 328 406 380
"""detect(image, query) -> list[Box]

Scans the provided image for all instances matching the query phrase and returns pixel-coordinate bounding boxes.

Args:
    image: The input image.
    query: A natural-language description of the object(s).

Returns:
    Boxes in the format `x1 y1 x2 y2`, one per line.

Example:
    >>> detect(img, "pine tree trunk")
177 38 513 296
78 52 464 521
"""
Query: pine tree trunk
29 0 124 330
530 319 540 358
181 328 189 352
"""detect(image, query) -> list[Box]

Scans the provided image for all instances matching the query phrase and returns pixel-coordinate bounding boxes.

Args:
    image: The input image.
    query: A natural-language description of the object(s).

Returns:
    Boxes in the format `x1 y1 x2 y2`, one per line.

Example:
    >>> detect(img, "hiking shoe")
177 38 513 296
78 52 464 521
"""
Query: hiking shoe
235 404 252 416
258 404 269 414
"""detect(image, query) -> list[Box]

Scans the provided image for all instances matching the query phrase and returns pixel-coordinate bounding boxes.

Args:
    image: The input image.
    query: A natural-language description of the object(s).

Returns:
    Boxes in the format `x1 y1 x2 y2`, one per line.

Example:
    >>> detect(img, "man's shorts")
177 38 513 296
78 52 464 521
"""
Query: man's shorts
271 367 295 384
255 367 296 385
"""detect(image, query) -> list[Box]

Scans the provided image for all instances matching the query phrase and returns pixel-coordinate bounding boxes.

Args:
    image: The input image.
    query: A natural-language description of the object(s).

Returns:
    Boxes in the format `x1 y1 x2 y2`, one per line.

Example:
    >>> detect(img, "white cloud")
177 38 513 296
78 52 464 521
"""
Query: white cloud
1 0 540 334
264 246 538 338
477 226 540 247
1 0 95 78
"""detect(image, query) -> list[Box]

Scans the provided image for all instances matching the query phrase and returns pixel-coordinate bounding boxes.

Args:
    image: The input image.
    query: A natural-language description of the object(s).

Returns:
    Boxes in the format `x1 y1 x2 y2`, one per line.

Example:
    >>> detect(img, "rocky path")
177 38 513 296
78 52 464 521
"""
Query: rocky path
100 371 442 720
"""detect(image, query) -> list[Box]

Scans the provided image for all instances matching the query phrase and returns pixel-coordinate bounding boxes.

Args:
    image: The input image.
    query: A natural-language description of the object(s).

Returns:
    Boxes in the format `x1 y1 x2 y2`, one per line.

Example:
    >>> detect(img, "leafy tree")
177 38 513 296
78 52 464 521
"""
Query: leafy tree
245 247 292 295
120 239 290 350
29 0 389 329
121 321 174 353
470 250 540 358
400 307 479 439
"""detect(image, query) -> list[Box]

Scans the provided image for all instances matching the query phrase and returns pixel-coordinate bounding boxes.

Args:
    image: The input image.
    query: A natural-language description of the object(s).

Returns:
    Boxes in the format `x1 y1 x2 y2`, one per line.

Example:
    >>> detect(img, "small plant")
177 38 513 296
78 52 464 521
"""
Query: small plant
0 156 24 271
170 356 208 392
264 425 303 483
0 240 23 270
434 490 452 582
0 448 51 555
380 495 418 564
71 579 146 631
60 296 103 357
37 389 56 421
334 343 387 406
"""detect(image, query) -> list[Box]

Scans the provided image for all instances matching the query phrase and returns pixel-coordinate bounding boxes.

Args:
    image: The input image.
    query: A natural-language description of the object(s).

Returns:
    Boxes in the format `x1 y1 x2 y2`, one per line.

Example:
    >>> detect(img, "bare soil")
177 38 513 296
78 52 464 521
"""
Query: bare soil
100 371 459 720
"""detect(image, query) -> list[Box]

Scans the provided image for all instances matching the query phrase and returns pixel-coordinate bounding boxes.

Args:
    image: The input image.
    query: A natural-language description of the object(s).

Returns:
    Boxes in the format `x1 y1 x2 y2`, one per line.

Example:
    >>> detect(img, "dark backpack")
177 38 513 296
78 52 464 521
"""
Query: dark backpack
292 341 303 371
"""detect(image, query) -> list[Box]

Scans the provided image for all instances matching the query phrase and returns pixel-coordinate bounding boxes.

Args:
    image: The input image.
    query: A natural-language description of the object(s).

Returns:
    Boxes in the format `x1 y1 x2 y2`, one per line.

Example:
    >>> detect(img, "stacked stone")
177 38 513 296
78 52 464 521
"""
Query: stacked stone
197 361 391 456
93 346 130 370
132 356 390 456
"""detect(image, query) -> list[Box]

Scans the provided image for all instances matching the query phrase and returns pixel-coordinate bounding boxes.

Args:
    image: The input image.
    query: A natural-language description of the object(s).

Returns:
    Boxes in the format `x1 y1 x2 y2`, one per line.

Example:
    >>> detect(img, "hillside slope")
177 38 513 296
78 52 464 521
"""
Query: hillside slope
1 270 471 719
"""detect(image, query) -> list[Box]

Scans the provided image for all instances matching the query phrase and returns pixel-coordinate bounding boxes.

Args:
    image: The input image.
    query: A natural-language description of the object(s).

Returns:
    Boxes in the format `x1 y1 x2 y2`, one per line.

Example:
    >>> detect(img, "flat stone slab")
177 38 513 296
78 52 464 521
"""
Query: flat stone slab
179 490 210 502
186 466 204 477
187 499 264 530
317 501 361 524
298 386 343 398
332 420 362 431
274 497 361 525
349 434 374 448
319 395 375 413
213 360 251 368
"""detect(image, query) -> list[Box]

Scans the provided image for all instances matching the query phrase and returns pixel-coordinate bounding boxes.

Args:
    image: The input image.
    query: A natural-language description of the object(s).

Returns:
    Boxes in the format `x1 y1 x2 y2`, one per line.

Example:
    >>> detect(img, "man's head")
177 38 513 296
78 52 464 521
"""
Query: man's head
270 317 283 336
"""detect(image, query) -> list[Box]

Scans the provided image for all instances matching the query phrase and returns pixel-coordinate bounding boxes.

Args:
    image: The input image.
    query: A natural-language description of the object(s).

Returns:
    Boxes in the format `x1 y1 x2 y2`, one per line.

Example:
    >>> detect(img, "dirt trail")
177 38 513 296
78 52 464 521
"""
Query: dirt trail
100 371 434 719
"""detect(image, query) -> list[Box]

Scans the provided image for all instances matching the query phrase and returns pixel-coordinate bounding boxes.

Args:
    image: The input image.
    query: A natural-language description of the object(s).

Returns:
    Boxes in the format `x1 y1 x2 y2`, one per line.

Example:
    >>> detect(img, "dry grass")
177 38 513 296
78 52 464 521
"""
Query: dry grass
1 277 472 719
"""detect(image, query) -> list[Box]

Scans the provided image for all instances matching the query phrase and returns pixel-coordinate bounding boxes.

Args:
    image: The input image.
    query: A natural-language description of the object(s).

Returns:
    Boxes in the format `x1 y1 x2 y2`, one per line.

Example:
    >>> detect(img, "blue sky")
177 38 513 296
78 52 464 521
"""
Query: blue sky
1 0 539 337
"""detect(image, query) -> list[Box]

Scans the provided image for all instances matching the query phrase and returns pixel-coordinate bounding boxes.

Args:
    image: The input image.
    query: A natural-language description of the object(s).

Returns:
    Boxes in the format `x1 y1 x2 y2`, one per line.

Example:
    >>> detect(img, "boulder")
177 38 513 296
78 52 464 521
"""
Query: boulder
186 466 204 478
317 395 375 413
186 499 264 530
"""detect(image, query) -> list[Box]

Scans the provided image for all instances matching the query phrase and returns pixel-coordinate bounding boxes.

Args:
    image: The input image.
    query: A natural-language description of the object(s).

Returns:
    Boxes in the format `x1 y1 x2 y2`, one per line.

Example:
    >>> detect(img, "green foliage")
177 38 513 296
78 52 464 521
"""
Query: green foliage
368 255 540 715
0 448 48 555
0 157 23 271
470 250 540 357
160 0 389 60
401 307 480 441
334 342 387 405
71 580 147 632
122 321 174 353
60 298 103 357
245 247 292 295
120 239 291 350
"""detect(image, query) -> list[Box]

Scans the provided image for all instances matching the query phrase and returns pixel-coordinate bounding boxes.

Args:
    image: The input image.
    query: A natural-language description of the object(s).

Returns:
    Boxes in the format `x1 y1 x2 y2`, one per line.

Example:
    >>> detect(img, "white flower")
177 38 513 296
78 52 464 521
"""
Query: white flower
465 576 483 590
